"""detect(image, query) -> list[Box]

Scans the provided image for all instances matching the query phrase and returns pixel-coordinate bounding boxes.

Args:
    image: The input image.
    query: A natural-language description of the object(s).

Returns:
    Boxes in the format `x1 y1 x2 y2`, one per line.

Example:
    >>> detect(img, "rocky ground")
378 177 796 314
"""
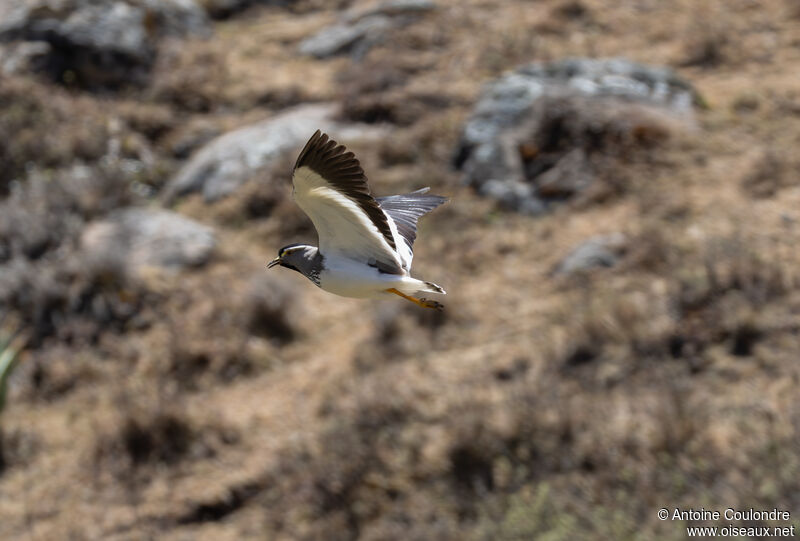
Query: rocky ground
1 0 800 539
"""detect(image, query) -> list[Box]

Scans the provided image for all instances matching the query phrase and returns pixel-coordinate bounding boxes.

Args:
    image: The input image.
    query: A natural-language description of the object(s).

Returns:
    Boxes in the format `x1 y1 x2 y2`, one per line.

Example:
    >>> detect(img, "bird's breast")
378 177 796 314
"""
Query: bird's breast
319 257 406 299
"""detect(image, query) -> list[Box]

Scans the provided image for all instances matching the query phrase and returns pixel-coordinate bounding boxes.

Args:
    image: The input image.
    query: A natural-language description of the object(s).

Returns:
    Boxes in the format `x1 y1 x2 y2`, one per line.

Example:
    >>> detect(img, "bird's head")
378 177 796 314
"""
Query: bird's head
268 243 314 273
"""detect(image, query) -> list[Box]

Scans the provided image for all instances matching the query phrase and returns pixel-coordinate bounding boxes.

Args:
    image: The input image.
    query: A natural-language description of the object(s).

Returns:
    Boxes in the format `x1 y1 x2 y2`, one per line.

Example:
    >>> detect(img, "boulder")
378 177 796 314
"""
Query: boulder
299 0 436 59
0 0 209 87
455 58 699 213
554 233 627 275
478 180 545 215
163 103 384 203
299 15 392 59
344 0 437 21
81 208 215 275
138 0 209 38
0 41 50 75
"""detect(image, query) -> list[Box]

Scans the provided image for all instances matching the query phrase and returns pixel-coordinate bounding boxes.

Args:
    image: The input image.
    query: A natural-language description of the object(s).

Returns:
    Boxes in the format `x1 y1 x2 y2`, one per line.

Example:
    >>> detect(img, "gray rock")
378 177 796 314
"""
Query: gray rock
344 0 437 22
138 0 209 38
0 2 151 60
0 41 50 75
300 0 436 59
0 0 209 86
456 58 699 212
81 208 215 274
478 180 545 216
554 233 627 275
163 103 384 203
299 15 392 59
517 58 695 112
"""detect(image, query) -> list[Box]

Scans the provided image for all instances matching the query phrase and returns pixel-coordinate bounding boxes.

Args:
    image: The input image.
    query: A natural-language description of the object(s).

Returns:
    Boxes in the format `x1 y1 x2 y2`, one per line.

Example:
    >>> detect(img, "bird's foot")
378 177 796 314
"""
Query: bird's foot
386 288 444 311
418 298 444 311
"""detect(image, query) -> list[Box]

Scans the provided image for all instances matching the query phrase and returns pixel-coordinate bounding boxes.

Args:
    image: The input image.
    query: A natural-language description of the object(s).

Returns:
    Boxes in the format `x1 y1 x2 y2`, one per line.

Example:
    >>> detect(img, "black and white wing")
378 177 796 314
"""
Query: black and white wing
377 188 447 268
292 130 404 274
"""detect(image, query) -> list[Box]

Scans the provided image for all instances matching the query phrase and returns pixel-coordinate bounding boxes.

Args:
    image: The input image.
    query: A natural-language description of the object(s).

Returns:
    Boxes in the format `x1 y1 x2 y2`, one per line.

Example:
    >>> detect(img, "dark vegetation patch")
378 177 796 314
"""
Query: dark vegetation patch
23 346 101 401
2 0 800 538
738 150 794 199
133 269 304 393
493 358 530 382
244 285 297 344
94 408 194 477
0 165 148 346
116 101 178 143
553 234 795 382
176 478 267 524
264 392 420 539
679 7 732 68
519 96 674 206
352 301 449 370
122 413 193 466
94 402 239 482
337 53 452 126
342 91 454 126
154 292 277 391
150 41 227 113
198 154 316 242
208 175 291 225
0 427 39 475
264 366 710 539
200 0 315 19
241 273 304 346
0 78 109 192
38 40 154 90
552 0 590 20
166 331 255 389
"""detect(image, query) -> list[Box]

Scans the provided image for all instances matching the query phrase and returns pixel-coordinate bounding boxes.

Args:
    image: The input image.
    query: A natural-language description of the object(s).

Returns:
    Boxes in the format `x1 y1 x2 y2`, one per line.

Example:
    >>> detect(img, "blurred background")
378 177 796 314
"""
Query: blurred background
1 0 800 539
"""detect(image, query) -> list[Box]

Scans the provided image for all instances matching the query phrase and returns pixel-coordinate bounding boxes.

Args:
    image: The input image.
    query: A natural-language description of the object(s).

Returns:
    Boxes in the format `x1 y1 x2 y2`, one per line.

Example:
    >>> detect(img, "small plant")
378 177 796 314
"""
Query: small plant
0 326 26 415
0 321 26 474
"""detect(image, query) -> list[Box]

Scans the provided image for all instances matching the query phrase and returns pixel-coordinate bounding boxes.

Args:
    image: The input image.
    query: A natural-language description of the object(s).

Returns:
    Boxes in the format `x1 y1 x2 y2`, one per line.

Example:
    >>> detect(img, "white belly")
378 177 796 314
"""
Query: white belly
319 257 408 298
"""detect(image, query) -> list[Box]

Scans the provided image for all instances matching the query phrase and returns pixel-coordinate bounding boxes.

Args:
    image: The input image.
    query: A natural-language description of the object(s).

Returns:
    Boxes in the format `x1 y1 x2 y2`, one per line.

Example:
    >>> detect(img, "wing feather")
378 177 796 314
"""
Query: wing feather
377 189 447 263
292 131 404 274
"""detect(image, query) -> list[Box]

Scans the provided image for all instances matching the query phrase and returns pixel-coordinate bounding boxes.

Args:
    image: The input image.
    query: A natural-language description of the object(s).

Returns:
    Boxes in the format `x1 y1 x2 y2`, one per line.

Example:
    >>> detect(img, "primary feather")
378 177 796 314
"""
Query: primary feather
377 188 447 258
292 130 404 274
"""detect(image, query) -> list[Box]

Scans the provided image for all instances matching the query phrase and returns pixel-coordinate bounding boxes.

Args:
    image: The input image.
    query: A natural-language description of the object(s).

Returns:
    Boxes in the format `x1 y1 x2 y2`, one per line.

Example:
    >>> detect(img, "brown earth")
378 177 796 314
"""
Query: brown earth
2 0 800 539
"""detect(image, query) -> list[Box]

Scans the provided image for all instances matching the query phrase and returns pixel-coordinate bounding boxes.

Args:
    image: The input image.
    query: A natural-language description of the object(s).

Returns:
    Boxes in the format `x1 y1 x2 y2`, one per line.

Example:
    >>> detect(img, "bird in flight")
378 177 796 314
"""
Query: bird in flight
268 130 447 310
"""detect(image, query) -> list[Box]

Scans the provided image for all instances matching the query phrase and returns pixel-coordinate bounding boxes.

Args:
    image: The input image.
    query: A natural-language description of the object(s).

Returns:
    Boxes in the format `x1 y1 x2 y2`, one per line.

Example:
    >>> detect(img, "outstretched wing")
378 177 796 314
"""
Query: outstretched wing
377 188 447 260
292 130 404 274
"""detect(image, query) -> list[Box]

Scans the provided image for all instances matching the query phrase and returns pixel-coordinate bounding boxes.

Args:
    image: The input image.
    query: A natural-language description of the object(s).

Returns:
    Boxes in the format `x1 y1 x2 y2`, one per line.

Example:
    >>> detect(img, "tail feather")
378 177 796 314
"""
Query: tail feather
422 281 446 295
397 277 446 296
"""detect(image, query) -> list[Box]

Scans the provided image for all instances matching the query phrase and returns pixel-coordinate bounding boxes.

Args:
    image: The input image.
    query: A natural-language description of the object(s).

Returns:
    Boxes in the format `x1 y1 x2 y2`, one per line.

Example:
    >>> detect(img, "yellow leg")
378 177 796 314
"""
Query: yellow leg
386 288 444 311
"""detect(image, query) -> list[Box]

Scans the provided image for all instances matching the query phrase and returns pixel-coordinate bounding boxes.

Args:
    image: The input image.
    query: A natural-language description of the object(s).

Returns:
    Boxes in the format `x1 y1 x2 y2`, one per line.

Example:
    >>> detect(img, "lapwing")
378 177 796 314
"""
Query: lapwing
268 130 447 310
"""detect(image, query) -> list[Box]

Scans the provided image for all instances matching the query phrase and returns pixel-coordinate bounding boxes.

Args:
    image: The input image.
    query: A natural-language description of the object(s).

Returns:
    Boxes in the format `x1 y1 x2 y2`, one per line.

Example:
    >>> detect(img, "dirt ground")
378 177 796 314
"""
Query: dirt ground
2 0 800 539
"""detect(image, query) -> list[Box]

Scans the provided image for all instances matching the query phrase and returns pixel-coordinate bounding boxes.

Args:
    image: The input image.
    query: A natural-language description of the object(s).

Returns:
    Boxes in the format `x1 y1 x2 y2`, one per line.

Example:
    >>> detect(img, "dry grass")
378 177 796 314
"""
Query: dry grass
0 78 110 191
2 0 800 539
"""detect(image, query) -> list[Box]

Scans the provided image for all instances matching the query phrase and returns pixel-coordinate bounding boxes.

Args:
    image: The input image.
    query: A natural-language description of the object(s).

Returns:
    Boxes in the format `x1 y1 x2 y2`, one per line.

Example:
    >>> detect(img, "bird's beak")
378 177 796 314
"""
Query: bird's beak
267 257 281 269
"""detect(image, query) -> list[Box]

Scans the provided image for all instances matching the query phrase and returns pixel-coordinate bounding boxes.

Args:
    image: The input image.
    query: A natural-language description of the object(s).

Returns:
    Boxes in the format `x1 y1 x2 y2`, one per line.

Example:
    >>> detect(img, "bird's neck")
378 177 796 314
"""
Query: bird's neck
301 246 323 287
